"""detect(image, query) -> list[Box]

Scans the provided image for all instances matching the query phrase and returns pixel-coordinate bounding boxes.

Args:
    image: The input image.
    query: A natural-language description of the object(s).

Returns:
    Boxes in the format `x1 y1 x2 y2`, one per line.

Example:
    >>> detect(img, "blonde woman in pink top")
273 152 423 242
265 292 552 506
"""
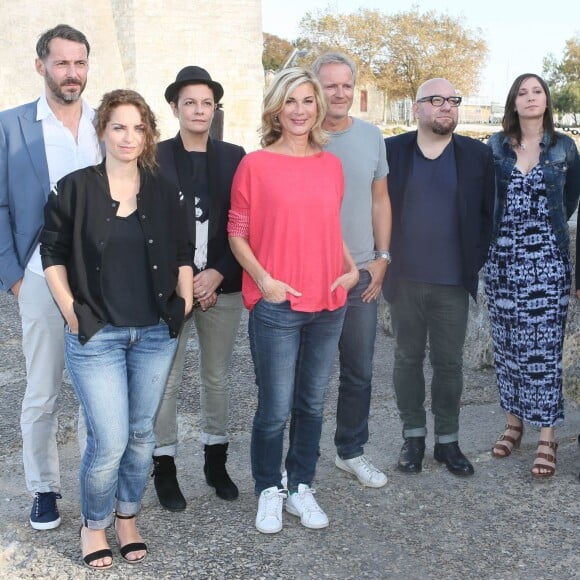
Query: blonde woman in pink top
228 67 358 534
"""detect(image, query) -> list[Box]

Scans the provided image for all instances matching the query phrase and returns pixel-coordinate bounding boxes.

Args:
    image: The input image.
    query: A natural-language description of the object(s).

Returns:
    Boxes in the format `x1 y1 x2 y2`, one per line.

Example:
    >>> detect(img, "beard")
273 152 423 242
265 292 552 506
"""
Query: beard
45 70 86 104
431 117 457 135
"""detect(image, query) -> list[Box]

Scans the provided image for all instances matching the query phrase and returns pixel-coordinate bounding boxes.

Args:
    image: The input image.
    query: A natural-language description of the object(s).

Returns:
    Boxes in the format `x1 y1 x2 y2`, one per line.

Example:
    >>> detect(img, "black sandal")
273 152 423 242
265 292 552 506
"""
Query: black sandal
79 525 113 570
114 513 148 564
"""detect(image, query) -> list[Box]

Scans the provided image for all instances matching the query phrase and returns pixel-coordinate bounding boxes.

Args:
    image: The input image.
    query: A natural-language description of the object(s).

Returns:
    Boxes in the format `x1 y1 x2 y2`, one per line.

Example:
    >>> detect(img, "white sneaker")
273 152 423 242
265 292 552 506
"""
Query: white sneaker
285 484 329 529
335 454 388 488
255 486 286 534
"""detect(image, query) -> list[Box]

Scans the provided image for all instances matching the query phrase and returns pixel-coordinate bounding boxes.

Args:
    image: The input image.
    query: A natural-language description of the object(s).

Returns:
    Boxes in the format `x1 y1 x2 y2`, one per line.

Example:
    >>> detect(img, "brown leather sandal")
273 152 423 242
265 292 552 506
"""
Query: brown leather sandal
491 423 523 458
531 440 558 479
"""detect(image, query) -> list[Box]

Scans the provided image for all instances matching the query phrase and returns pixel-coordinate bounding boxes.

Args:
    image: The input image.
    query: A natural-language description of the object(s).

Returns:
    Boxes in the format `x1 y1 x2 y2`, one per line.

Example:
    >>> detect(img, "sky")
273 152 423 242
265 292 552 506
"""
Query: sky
261 0 580 103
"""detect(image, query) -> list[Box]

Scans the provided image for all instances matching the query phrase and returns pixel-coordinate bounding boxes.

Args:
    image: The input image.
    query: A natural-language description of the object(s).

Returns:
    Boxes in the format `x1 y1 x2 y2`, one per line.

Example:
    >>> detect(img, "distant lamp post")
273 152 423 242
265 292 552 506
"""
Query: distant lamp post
281 48 308 69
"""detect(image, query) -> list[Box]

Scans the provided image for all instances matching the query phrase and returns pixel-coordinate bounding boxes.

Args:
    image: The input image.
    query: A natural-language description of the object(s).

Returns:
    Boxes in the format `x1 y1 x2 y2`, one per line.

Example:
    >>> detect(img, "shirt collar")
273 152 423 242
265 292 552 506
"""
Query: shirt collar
36 93 96 124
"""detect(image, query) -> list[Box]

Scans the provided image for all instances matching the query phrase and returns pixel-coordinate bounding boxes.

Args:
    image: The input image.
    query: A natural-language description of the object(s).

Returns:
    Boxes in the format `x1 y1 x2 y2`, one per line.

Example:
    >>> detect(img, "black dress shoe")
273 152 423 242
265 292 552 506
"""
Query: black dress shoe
397 437 425 473
152 455 187 511
434 442 474 477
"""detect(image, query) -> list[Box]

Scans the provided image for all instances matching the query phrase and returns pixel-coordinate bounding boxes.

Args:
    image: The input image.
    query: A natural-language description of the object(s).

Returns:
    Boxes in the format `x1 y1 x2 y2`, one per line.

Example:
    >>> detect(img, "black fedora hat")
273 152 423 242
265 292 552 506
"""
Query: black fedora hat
164 66 224 104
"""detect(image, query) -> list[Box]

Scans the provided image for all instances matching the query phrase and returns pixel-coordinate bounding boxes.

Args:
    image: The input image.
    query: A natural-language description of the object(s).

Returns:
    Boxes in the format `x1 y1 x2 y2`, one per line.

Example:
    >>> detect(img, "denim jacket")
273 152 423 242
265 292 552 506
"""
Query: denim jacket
488 131 580 252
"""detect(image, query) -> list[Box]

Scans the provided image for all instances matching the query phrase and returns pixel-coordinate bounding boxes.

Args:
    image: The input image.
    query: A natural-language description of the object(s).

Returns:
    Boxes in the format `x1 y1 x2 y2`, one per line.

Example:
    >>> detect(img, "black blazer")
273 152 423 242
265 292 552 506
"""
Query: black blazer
157 135 245 294
40 162 192 343
383 131 495 302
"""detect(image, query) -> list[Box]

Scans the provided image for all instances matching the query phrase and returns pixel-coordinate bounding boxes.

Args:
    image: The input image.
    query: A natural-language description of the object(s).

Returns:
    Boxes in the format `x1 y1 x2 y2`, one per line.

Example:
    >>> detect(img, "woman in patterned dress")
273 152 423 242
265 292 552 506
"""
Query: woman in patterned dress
485 74 580 478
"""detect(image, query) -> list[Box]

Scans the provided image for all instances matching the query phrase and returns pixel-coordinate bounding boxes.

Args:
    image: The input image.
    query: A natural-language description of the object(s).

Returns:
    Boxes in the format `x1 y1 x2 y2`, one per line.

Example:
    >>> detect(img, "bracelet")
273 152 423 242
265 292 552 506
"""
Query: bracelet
257 272 271 293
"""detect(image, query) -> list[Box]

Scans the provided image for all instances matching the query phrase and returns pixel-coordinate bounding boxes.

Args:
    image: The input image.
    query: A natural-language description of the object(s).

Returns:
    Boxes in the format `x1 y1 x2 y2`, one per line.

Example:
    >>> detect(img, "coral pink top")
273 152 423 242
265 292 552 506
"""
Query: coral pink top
228 149 347 312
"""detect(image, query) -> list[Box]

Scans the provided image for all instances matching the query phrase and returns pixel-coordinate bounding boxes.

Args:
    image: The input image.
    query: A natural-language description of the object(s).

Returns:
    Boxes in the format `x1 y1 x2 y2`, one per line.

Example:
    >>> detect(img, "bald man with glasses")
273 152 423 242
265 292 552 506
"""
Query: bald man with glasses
382 78 495 477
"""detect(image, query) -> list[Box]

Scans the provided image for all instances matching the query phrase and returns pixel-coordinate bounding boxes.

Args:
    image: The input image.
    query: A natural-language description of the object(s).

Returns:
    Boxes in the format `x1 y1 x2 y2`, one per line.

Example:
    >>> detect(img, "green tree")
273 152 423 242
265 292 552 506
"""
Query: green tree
296 6 487 99
262 33 294 71
297 8 389 85
543 36 580 124
382 9 487 99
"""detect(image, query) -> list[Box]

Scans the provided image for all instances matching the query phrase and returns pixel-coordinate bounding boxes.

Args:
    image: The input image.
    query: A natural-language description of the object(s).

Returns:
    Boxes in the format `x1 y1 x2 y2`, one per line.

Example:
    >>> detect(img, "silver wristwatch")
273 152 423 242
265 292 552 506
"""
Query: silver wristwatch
374 250 392 263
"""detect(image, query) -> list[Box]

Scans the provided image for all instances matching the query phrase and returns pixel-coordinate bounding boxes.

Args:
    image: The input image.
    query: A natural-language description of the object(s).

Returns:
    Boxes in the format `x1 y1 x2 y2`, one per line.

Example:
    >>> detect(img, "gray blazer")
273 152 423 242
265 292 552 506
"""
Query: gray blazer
0 100 50 292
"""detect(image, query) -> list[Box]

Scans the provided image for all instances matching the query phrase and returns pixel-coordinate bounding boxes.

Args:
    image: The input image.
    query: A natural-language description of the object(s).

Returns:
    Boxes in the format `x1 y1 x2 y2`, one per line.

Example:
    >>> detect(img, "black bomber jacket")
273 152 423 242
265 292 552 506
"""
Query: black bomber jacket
40 161 194 344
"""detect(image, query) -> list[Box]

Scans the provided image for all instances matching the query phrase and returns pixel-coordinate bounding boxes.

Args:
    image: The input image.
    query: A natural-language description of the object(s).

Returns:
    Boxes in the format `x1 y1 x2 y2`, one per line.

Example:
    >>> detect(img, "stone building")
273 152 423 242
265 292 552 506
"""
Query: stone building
0 0 264 150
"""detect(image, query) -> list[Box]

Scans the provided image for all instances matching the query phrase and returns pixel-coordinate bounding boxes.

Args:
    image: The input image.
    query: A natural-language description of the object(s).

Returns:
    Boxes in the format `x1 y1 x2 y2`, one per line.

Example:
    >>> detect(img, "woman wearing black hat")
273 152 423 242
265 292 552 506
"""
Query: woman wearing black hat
152 66 246 509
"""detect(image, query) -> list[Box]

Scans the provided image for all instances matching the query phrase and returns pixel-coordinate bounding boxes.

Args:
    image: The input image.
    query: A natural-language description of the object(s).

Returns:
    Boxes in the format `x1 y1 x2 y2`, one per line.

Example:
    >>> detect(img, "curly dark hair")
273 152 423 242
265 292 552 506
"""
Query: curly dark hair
96 89 159 172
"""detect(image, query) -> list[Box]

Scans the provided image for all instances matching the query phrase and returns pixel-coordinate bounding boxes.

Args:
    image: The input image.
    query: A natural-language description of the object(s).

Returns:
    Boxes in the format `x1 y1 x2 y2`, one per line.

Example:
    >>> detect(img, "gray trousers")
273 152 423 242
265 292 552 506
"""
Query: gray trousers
153 291 243 456
18 269 65 494
391 280 469 443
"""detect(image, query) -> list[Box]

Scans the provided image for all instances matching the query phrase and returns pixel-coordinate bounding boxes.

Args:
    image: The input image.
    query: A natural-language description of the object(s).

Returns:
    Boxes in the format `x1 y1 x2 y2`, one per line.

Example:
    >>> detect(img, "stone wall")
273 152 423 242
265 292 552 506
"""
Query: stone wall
0 1 263 150
379 223 580 405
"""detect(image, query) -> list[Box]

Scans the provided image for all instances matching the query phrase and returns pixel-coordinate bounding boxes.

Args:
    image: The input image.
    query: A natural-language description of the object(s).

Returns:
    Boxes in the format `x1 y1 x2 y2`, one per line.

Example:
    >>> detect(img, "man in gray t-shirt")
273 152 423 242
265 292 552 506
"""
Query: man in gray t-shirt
312 53 392 488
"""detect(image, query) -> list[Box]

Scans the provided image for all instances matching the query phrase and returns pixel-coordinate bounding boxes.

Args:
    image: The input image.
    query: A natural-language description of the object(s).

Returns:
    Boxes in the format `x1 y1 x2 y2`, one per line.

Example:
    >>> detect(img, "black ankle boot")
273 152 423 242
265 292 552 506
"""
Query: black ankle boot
204 443 239 501
152 455 187 511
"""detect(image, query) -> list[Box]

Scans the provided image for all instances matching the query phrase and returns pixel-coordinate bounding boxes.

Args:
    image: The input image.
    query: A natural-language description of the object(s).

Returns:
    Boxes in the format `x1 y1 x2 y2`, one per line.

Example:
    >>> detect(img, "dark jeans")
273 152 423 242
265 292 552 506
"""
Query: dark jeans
248 300 345 494
335 270 377 459
390 280 468 442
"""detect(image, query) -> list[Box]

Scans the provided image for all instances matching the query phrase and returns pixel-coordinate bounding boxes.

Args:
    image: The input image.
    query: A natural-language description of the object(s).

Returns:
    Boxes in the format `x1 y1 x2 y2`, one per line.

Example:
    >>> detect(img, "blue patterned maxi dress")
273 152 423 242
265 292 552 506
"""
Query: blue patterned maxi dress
484 164 570 427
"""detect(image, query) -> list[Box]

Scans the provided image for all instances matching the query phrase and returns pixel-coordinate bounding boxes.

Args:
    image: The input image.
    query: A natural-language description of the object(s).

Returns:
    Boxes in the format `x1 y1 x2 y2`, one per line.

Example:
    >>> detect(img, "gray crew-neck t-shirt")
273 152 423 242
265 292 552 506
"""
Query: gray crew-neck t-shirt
324 117 389 269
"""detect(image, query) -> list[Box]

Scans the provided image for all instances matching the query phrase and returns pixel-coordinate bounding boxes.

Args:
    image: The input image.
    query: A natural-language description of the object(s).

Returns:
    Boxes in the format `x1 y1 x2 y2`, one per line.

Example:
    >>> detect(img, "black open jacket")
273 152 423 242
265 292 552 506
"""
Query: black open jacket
157 134 245 294
40 161 193 344
383 131 495 302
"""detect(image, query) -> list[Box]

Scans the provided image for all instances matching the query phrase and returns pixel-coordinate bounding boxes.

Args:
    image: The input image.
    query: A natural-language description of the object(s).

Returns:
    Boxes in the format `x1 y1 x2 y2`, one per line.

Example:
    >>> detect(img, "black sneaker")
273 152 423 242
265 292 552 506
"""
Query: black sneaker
30 492 62 530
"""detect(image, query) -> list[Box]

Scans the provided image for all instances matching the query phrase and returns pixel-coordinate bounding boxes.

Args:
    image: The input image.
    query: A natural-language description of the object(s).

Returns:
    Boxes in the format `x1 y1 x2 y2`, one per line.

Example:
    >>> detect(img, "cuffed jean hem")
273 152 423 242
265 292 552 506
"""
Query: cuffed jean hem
116 500 141 517
201 432 228 445
82 513 114 530
153 444 176 457
403 427 427 439
337 451 365 461
434 432 459 444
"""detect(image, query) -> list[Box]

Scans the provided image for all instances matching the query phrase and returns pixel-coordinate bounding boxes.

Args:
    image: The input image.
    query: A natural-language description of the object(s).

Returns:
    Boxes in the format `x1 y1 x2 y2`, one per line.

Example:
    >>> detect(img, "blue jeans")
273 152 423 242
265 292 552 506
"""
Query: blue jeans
335 270 377 459
249 300 345 494
390 280 468 442
65 321 177 528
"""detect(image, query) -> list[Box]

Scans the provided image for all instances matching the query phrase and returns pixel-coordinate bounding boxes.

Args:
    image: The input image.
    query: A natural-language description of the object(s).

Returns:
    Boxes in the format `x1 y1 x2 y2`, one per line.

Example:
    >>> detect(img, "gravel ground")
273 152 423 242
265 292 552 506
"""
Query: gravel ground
0 291 579 579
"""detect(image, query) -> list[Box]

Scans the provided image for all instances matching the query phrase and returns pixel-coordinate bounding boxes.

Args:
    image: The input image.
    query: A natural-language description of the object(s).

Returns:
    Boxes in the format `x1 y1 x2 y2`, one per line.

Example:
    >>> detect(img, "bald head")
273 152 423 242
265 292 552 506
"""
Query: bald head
416 78 456 101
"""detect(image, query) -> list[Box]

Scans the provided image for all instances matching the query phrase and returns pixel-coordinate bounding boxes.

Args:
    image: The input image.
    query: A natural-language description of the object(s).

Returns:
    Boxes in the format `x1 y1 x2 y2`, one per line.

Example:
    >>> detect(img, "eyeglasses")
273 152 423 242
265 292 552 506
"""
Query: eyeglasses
416 95 462 107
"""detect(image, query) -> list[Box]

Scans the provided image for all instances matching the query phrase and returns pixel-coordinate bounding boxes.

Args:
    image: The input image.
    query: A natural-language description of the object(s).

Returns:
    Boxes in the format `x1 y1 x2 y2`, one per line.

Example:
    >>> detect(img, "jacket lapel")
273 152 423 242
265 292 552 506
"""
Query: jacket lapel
19 103 50 194
206 138 221 241
452 135 468 222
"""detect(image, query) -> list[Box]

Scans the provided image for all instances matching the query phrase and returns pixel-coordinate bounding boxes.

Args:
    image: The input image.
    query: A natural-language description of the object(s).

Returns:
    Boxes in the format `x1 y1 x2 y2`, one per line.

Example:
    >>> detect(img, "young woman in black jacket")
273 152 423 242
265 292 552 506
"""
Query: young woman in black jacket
40 89 193 569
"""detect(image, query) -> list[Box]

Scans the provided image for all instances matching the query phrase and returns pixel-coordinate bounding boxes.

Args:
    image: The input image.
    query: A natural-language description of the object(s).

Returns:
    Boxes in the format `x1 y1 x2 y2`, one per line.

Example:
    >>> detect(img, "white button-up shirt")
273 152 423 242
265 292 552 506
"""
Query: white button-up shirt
27 93 102 276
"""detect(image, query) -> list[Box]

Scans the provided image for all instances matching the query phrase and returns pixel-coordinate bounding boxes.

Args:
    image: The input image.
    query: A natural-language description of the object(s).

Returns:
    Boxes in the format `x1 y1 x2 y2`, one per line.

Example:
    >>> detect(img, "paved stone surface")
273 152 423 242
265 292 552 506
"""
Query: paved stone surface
0 291 579 579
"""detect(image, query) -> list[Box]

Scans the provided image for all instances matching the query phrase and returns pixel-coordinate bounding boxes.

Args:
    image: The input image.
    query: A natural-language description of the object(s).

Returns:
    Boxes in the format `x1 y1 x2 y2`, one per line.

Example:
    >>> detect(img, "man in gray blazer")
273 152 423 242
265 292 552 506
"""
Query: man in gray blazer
0 24 101 529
